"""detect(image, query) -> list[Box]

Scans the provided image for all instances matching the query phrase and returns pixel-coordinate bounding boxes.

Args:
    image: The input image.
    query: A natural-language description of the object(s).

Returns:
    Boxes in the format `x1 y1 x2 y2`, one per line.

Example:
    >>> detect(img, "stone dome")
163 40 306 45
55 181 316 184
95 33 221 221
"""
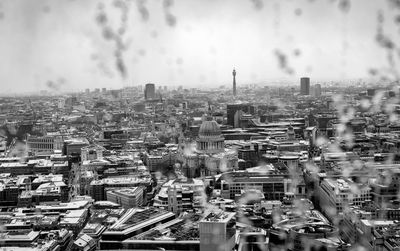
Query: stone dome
198 120 221 137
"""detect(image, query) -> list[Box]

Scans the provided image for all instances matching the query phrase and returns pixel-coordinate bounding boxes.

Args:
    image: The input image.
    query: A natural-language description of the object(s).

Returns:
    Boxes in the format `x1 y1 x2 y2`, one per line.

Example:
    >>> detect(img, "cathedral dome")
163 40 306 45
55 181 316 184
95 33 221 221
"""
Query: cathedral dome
199 120 221 137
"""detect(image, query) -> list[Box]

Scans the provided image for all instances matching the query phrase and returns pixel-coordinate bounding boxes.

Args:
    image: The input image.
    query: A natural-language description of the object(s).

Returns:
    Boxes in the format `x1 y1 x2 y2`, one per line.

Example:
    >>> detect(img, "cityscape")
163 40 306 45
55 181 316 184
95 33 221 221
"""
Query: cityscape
1 0 400 251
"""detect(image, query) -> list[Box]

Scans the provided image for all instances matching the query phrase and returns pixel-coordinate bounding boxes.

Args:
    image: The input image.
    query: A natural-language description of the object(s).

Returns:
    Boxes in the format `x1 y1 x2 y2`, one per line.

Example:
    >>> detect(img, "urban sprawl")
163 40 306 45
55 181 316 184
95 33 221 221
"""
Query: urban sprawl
0 74 399 251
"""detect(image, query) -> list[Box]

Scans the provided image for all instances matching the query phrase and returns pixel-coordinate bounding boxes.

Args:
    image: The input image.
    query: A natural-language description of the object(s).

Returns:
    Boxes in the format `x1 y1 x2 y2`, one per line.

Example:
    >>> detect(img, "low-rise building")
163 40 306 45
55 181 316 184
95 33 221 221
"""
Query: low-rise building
26 135 64 155
100 207 175 249
199 211 236 251
89 176 152 201
317 178 371 220
153 178 204 215
106 187 144 209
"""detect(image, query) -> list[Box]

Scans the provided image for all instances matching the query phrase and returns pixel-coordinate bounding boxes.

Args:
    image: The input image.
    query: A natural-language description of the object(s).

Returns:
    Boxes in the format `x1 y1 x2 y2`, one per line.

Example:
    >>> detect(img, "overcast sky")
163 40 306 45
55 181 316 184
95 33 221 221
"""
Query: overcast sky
0 0 398 93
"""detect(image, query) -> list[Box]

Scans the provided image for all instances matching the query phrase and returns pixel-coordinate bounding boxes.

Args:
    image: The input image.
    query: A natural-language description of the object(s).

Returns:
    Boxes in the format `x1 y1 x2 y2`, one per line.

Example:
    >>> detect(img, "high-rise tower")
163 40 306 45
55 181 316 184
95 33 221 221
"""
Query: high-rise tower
232 68 237 96
300 77 310 95
144 83 155 100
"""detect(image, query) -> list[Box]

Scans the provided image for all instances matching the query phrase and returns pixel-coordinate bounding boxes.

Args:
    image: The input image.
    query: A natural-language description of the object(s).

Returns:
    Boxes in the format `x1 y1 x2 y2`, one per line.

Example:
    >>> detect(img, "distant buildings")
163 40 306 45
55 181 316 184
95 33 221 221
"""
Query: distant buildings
144 83 155 100
311 83 322 97
300 77 310 95
314 83 322 96
232 68 237 96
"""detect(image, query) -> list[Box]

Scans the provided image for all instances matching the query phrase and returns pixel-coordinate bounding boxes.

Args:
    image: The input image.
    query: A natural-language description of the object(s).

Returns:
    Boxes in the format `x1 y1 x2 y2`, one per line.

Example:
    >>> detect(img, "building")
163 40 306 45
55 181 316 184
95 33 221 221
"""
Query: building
370 165 400 206
100 208 175 249
314 83 322 97
232 68 237 96
64 138 90 156
300 77 310 95
196 119 225 154
199 211 236 251
27 135 64 155
73 234 97 251
217 164 292 201
143 149 177 172
19 180 69 206
124 214 200 251
226 103 255 128
81 145 104 162
237 231 268 251
133 103 145 112
144 83 155 100
178 117 238 178
0 178 20 207
153 178 204 215
89 176 152 201
317 178 371 221
0 230 41 248
59 209 89 234
58 99 65 109
269 217 347 251
31 174 64 190
106 187 144 209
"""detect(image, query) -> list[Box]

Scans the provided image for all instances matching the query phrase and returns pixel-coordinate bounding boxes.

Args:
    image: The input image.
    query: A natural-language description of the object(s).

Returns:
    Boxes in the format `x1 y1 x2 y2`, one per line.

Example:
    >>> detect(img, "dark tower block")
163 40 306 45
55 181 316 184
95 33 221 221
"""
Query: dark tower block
300 77 310 95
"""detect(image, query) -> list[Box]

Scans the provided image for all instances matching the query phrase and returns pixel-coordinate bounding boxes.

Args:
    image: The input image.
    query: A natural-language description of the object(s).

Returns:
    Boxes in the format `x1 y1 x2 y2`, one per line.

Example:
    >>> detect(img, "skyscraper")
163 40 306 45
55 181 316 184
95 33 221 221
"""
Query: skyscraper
232 68 237 96
300 77 310 95
314 83 322 97
144 83 155 100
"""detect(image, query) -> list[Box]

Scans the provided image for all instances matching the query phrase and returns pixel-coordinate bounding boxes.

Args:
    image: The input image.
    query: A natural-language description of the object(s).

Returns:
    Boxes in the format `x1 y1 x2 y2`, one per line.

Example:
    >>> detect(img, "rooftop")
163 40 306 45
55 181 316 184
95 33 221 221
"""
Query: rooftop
107 208 175 233
201 211 235 223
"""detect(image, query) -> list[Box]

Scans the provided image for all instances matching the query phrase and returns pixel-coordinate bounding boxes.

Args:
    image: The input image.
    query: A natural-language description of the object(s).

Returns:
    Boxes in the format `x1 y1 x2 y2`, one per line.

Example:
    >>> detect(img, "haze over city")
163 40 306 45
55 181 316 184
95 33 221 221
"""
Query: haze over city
0 0 399 93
